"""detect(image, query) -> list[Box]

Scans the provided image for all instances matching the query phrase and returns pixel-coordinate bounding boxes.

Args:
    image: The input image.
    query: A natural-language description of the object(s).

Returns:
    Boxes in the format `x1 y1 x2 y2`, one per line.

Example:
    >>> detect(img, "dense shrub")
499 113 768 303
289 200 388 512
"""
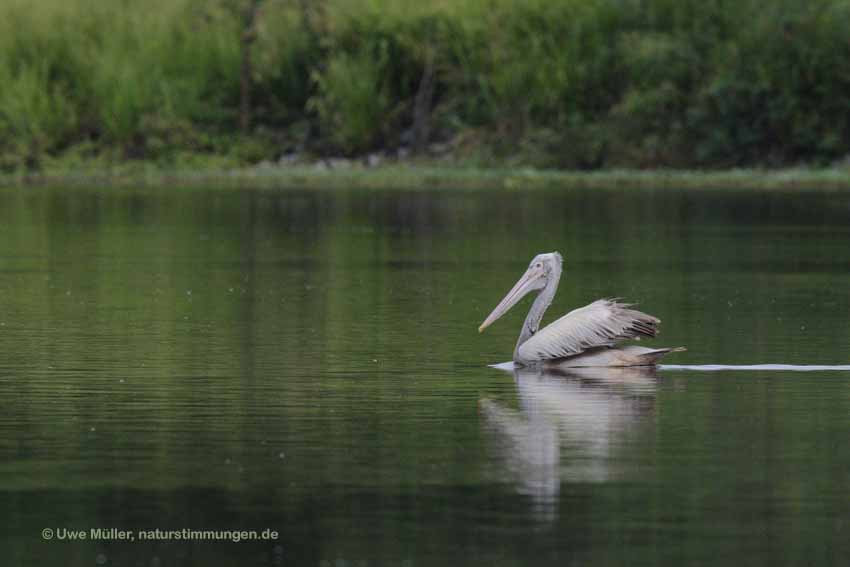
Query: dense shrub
0 0 848 170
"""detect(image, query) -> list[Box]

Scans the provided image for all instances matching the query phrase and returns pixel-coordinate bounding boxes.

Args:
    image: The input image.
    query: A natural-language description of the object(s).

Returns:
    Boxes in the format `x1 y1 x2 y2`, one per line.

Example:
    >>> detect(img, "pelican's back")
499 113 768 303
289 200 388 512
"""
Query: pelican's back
517 299 660 363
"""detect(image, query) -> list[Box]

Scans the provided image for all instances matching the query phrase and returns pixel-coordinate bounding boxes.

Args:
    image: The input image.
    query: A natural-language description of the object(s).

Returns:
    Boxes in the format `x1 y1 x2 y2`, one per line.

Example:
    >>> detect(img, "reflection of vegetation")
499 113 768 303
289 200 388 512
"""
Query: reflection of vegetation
1 0 850 171
2 187 850 564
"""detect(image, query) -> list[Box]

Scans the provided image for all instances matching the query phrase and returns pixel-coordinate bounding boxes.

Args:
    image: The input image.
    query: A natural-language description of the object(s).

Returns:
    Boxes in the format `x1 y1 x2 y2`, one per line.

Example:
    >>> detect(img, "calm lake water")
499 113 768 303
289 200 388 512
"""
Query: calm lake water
1 184 848 566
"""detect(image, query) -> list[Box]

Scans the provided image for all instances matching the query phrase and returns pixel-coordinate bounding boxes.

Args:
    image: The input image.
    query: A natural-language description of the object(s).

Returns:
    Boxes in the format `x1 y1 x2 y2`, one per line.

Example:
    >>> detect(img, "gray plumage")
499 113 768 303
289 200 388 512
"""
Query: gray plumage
479 252 684 367
518 299 659 361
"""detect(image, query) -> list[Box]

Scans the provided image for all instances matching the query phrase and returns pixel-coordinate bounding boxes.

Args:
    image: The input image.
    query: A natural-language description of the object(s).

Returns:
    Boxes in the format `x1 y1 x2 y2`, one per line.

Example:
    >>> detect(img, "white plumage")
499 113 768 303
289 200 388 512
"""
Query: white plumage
518 299 659 361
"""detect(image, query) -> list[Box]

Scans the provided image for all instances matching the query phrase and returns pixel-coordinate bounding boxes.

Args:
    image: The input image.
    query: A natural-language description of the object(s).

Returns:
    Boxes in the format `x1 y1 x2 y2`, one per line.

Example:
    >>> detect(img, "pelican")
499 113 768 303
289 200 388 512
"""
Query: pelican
478 252 684 367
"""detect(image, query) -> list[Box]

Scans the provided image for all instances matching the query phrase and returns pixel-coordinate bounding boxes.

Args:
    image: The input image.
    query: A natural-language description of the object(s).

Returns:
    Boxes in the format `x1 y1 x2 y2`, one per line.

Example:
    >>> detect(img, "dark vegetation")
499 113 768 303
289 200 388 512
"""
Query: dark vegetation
2 0 849 173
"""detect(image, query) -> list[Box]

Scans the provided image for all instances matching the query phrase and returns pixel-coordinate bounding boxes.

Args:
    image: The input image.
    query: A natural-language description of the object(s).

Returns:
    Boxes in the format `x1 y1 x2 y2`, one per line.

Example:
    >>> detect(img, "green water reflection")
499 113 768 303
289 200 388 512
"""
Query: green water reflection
1 185 848 566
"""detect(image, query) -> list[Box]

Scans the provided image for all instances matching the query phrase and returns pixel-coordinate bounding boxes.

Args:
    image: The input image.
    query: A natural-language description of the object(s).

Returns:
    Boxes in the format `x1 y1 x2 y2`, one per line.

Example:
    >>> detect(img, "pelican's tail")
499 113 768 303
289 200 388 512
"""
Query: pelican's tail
635 346 686 366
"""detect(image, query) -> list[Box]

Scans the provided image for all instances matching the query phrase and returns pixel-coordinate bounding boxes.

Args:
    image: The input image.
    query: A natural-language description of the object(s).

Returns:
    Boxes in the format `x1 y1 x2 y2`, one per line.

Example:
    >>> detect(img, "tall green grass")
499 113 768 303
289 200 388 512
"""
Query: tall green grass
0 0 245 167
1 0 849 170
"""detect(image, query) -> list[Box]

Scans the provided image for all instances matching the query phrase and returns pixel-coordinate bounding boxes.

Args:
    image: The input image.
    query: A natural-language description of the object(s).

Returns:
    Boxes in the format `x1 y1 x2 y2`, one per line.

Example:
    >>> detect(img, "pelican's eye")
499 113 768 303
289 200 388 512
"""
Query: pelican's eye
535 262 542 268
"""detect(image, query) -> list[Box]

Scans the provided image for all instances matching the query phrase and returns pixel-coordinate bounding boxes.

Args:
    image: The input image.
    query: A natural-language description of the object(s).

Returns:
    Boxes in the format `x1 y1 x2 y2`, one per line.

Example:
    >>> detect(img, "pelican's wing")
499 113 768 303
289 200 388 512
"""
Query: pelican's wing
517 299 659 362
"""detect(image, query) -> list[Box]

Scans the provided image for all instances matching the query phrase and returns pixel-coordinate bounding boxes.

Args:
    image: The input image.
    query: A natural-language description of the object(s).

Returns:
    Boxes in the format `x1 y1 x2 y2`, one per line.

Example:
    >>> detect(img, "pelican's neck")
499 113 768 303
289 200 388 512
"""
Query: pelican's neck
514 261 561 360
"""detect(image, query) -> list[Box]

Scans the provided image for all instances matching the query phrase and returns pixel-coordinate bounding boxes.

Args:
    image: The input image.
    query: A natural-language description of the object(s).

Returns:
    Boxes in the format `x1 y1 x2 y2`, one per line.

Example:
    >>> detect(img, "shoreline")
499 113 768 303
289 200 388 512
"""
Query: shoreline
3 164 850 191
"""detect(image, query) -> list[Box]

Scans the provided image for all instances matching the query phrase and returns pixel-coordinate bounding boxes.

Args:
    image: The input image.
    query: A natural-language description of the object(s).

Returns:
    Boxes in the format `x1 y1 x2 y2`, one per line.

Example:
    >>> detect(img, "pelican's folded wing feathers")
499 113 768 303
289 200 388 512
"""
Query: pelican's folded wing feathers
517 299 659 362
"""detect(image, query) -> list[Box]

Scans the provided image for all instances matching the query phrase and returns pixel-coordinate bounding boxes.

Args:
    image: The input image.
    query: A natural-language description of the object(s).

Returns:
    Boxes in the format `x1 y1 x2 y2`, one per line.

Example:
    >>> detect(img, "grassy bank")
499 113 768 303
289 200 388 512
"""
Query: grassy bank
5 163 850 192
2 0 850 172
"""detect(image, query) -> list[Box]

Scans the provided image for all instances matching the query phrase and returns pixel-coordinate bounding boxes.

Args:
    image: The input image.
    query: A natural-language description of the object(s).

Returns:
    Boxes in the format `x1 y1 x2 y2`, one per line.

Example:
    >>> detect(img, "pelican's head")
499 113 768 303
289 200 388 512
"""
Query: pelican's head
478 252 563 333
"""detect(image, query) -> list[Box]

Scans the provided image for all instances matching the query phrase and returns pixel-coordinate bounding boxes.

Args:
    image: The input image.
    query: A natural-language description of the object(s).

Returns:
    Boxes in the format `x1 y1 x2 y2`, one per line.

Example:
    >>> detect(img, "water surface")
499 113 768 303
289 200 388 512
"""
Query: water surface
1 184 848 566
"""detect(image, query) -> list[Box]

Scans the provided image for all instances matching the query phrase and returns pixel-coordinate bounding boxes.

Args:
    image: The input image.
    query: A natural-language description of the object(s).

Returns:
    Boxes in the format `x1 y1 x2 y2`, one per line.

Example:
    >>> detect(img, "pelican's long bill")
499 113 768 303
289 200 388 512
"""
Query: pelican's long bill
478 264 545 333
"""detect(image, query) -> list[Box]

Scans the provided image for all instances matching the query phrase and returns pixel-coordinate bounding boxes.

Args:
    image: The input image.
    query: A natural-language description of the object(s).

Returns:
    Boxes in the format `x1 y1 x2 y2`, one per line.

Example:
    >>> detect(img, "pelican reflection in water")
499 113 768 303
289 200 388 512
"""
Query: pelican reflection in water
479 252 684 367
480 365 658 521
